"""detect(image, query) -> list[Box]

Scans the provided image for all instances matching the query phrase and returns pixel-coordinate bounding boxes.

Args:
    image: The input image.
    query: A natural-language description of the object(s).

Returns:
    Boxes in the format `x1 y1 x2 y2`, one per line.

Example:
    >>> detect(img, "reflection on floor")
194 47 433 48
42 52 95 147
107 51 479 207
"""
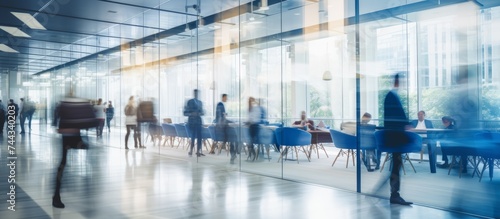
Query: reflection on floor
0 123 497 218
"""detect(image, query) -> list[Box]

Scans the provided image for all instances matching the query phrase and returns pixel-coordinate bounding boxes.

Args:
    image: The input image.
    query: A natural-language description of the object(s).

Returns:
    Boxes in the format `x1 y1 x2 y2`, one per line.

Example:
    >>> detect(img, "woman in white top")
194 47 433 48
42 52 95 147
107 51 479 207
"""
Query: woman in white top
94 98 106 137
124 96 138 149
247 97 262 161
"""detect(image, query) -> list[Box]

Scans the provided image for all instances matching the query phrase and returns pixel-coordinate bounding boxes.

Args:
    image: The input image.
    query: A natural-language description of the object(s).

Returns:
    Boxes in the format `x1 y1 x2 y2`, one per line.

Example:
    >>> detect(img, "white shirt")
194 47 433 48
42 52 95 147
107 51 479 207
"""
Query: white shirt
94 104 106 119
415 120 427 129
248 105 262 124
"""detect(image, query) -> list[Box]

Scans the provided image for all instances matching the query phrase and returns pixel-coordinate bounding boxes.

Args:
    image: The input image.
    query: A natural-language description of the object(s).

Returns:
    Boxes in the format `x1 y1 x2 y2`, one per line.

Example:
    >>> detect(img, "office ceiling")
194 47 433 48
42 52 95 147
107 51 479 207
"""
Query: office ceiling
1 0 499 76
0 0 254 75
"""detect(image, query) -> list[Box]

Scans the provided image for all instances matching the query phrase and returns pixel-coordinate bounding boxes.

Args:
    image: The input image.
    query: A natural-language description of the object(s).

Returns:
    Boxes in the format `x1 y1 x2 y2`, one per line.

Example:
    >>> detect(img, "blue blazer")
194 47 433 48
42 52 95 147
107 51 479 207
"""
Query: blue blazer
410 119 434 129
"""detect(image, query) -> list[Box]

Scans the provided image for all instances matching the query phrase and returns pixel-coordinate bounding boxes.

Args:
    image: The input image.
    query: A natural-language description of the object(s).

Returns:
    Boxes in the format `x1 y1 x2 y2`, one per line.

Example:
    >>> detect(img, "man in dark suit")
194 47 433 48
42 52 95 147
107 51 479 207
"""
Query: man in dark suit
214 94 236 163
410 110 434 129
383 73 413 205
184 89 204 157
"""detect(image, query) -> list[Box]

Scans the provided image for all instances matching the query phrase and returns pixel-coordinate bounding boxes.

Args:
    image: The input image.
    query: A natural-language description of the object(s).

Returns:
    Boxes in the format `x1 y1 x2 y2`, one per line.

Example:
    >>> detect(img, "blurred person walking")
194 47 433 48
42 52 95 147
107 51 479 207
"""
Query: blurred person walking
94 98 106 137
247 97 262 161
184 89 205 157
124 96 139 149
383 73 413 205
215 94 236 163
136 98 157 148
105 101 115 132
52 93 97 208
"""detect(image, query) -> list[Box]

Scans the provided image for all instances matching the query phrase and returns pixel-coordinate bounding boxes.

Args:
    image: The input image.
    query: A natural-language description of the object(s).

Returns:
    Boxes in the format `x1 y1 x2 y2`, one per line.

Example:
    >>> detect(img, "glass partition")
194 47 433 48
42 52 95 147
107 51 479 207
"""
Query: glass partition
16 1 500 218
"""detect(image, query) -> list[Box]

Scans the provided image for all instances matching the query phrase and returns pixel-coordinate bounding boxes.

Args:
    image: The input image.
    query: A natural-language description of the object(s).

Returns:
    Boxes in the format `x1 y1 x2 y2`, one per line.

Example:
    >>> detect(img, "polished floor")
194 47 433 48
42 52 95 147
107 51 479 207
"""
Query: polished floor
0 123 495 219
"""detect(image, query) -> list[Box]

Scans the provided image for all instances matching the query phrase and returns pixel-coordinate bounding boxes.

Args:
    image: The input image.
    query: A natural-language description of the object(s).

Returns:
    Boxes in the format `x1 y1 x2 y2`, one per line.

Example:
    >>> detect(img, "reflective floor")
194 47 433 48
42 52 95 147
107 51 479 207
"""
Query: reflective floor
0 123 494 219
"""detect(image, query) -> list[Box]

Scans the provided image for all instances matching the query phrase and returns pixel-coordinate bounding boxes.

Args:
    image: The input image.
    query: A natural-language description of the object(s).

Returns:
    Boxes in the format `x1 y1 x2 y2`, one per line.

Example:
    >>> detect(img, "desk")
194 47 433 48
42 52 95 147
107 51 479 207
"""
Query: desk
308 129 331 159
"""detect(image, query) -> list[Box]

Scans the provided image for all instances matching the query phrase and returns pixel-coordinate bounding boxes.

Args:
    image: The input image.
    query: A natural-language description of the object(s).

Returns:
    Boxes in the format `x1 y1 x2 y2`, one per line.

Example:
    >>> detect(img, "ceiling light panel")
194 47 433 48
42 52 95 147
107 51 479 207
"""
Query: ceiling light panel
0 26 31 37
0 44 19 53
11 12 46 30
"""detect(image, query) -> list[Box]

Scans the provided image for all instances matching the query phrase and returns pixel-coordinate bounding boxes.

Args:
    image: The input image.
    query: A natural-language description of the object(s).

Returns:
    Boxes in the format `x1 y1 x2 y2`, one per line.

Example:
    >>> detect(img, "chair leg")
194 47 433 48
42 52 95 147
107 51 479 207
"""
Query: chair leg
294 147 300 164
447 155 456 175
345 150 350 168
301 146 311 162
420 148 424 162
351 149 356 167
320 143 329 158
278 146 287 163
479 158 488 182
405 153 417 173
332 149 344 166
266 146 271 161
380 153 390 172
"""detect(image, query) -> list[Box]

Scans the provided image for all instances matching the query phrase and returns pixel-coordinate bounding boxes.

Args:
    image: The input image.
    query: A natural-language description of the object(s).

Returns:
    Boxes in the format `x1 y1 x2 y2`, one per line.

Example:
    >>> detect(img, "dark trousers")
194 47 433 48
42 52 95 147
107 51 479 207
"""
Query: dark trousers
248 124 260 158
125 125 139 148
54 135 80 200
96 119 105 136
106 117 113 130
0 115 4 134
27 112 33 130
217 124 236 157
189 123 202 153
390 153 402 195
20 114 26 132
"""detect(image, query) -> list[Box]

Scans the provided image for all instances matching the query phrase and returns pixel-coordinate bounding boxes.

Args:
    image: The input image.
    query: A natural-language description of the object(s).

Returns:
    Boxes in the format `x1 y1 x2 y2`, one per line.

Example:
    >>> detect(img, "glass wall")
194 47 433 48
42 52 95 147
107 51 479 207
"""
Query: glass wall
6 0 498 218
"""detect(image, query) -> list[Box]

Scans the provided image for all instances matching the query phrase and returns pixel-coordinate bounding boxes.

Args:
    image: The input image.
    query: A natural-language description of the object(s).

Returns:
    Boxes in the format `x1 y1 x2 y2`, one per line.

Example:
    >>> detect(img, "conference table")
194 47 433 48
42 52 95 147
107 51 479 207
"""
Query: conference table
308 128 332 159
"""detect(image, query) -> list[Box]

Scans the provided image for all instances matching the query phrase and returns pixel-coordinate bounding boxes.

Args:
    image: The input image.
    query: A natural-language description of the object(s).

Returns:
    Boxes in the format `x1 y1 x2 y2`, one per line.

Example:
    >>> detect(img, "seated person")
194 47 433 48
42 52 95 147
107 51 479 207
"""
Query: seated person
360 112 378 171
361 112 372 124
292 111 315 130
437 116 456 168
411 110 434 129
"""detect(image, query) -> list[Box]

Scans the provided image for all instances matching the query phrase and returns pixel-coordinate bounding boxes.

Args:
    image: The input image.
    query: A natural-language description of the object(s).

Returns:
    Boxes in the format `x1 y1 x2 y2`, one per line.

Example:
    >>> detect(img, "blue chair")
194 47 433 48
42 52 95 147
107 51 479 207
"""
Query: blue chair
439 130 482 178
208 125 230 155
329 129 377 168
146 123 163 146
329 130 357 168
161 123 177 147
274 127 311 163
474 132 500 181
255 126 277 161
374 130 422 174
239 126 252 157
174 123 189 149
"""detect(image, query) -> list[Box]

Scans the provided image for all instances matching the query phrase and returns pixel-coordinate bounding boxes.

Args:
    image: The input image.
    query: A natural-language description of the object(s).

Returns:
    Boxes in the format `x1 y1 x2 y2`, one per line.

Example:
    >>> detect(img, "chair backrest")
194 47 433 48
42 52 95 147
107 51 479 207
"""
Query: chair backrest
275 127 311 146
330 129 356 150
148 123 162 135
267 123 284 128
208 125 224 141
474 132 500 158
359 124 376 149
201 127 211 140
374 130 422 153
174 123 188 138
256 126 277 144
238 126 252 144
162 123 177 137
